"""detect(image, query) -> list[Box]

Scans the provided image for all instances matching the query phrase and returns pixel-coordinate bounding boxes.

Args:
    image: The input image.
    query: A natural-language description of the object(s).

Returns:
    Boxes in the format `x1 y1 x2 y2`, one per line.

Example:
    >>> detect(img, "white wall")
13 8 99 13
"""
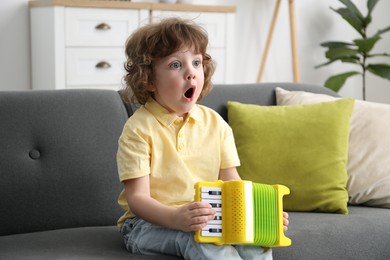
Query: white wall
1 0 390 103
198 0 390 103
0 0 31 91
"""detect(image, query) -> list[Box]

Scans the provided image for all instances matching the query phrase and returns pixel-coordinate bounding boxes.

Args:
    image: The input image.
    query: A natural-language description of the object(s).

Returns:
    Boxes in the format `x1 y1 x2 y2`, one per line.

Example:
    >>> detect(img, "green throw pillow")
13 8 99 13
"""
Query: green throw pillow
227 98 354 214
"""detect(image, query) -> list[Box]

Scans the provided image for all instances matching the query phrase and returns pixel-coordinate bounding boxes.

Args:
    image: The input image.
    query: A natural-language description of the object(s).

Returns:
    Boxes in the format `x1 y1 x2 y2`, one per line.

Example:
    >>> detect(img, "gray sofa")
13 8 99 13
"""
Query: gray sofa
1 83 389 260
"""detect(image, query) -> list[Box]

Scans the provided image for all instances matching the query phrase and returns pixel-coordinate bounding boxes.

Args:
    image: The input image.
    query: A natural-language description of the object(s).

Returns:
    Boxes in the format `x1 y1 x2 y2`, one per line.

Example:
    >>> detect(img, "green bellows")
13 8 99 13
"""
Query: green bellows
252 183 278 246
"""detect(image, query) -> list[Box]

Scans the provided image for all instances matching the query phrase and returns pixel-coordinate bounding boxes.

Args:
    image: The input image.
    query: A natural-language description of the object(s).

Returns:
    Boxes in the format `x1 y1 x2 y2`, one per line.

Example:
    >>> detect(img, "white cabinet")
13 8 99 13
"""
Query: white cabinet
30 2 235 90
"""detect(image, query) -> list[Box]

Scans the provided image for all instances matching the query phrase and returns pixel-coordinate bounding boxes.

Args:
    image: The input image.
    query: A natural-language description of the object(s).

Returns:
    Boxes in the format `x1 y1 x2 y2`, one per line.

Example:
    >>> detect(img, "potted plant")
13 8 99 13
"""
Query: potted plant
316 0 390 100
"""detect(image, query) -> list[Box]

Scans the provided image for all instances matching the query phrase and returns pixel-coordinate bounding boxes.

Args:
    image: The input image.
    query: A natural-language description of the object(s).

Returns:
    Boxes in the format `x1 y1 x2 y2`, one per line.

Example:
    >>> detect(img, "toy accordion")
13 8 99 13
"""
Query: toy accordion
194 180 291 247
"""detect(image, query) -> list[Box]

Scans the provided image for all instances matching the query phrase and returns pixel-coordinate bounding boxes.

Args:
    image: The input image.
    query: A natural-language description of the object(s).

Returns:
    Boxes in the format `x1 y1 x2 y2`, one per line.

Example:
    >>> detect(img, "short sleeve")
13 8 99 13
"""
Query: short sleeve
117 121 151 182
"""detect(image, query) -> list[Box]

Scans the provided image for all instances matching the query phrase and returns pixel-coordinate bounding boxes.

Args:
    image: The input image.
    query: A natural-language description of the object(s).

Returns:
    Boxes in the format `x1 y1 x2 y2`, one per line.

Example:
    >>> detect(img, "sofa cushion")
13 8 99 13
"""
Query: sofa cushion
276 87 390 208
1 207 388 260
273 206 390 260
227 99 354 213
0 226 179 260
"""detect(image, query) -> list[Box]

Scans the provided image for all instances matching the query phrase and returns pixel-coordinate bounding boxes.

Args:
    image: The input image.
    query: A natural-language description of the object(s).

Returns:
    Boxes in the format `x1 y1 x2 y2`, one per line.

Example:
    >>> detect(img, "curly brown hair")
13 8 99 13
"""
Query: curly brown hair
122 17 216 105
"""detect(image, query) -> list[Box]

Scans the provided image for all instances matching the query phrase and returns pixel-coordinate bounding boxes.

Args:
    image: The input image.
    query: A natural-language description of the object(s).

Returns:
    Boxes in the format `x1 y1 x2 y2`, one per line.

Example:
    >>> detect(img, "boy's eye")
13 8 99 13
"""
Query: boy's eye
193 60 202 67
169 62 181 69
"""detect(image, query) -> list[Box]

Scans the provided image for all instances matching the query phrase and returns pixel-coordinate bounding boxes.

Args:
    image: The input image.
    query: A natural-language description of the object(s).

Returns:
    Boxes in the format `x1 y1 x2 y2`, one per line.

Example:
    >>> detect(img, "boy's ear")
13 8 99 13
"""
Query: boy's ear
145 83 156 92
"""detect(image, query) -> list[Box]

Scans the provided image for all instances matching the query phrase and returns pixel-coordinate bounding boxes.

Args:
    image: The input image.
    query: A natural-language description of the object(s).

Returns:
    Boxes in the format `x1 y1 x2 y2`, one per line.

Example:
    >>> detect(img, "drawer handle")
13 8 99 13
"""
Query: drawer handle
95 61 111 69
95 23 111 30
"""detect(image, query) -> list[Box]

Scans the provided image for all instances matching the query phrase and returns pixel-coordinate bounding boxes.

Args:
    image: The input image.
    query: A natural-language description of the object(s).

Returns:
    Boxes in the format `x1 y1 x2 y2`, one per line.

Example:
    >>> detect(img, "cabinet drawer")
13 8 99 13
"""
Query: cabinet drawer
66 48 125 86
65 7 140 47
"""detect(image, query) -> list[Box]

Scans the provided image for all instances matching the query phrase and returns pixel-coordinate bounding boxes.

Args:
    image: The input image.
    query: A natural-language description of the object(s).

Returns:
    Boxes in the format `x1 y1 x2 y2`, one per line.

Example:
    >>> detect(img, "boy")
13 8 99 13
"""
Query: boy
117 18 288 259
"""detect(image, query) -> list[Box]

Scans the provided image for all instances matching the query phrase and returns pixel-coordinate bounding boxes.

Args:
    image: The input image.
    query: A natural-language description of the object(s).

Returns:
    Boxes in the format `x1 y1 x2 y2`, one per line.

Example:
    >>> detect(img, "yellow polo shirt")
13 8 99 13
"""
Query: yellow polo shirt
116 99 240 230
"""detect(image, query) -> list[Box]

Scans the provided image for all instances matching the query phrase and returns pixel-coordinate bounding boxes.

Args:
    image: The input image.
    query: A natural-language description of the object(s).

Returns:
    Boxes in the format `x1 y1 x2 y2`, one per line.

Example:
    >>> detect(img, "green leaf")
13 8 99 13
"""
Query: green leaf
320 41 354 48
367 0 379 15
367 64 390 80
315 56 360 69
324 71 360 92
339 0 364 20
364 14 372 27
340 57 361 64
375 25 390 36
315 60 338 69
325 47 359 60
367 52 390 58
331 7 365 36
353 35 381 54
365 0 379 25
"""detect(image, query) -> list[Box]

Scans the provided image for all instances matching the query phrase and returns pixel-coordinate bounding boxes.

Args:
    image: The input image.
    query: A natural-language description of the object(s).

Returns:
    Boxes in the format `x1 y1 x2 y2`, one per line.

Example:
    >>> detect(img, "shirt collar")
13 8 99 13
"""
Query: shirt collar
145 99 202 127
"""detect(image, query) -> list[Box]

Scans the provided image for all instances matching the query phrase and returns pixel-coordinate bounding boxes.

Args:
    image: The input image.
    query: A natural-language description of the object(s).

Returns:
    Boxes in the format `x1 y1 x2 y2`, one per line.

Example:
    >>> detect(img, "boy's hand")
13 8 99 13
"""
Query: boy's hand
283 211 289 231
173 202 215 232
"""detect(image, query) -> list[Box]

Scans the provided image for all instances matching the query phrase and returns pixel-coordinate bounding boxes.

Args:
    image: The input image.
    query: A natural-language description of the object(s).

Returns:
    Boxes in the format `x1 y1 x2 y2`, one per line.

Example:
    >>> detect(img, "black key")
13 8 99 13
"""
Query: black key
208 191 222 195
209 228 222 233
209 203 222 208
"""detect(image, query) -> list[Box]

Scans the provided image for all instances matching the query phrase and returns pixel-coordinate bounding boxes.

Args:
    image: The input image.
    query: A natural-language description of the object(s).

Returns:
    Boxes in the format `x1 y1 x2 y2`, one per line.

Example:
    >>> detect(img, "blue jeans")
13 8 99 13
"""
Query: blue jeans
121 218 272 260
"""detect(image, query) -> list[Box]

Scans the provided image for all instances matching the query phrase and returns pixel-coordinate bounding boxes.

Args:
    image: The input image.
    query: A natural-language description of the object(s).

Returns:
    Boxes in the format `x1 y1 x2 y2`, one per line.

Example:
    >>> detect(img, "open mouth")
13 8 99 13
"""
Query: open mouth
184 87 195 99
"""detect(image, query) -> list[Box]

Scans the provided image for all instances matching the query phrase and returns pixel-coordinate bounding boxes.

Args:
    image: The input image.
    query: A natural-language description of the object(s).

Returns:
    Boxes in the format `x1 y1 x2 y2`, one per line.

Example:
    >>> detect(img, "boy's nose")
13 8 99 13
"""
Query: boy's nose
186 68 196 80
187 73 195 80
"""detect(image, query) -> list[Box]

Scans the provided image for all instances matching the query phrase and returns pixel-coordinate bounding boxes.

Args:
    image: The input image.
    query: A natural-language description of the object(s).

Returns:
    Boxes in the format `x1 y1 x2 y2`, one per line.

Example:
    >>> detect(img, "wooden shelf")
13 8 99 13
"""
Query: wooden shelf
29 0 236 13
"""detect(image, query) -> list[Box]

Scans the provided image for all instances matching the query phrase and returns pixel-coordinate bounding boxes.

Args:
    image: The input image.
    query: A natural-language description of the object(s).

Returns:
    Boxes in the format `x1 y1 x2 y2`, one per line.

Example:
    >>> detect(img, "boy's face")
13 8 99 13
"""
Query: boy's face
149 47 205 118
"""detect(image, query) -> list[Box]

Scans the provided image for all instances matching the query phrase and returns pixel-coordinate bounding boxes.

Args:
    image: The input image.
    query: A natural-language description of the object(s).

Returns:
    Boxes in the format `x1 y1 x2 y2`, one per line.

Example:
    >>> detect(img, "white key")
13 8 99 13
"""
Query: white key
201 187 222 199
208 211 222 225
202 224 222 237
201 198 222 212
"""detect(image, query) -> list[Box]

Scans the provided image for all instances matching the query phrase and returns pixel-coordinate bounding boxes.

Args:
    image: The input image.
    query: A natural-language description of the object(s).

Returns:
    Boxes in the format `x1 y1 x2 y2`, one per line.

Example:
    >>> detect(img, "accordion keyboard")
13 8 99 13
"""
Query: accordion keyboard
200 186 222 237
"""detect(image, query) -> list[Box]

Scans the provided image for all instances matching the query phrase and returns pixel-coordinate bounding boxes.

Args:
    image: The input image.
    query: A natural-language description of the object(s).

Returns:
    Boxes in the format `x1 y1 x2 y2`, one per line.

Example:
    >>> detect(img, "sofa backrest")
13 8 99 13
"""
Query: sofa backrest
201 83 338 121
0 83 337 236
0 89 128 236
